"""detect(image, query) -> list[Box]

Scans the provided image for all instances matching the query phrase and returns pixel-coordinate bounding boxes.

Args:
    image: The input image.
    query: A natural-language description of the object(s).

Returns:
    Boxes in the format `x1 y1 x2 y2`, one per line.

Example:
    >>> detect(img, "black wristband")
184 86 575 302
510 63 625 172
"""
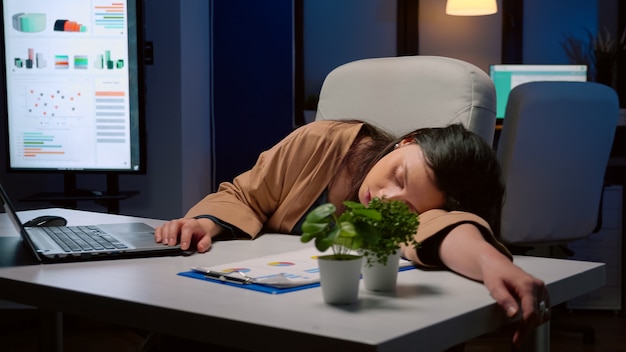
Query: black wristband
193 215 244 240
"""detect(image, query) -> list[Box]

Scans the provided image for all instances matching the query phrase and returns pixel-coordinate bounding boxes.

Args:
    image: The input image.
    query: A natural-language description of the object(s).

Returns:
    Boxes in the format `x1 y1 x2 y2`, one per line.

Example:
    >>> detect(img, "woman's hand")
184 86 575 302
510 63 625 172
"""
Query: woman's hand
154 218 222 253
437 224 551 348
481 257 551 347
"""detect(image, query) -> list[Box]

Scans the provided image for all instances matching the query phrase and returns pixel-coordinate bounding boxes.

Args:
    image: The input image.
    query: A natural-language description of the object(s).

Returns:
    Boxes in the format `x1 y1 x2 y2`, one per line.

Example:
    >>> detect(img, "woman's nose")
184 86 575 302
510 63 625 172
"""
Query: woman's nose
379 187 402 200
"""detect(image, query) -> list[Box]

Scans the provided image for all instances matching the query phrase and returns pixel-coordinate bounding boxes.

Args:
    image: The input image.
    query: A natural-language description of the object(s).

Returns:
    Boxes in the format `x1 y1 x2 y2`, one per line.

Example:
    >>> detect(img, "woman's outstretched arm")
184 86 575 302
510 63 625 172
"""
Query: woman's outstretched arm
438 223 551 348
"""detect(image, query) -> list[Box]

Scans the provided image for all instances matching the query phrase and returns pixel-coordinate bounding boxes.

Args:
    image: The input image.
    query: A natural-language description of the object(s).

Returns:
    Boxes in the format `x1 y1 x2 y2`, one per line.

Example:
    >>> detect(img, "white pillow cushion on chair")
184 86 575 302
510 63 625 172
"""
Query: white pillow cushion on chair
316 55 497 144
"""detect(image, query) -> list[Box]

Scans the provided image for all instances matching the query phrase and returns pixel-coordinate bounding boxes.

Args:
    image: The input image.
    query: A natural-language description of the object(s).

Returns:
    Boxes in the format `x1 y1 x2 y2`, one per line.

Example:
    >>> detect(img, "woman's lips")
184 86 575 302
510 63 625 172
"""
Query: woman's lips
364 189 371 205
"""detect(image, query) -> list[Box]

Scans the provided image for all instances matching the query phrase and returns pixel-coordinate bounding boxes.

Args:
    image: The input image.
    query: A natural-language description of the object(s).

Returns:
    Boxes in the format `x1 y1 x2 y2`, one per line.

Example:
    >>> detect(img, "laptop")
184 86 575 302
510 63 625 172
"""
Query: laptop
0 182 182 263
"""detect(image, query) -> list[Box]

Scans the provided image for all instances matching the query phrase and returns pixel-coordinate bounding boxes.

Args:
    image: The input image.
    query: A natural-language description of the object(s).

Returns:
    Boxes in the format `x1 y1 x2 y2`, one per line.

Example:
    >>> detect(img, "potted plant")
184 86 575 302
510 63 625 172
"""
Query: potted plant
301 201 380 304
561 26 626 85
359 197 420 291
301 201 381 257
301 198 419 300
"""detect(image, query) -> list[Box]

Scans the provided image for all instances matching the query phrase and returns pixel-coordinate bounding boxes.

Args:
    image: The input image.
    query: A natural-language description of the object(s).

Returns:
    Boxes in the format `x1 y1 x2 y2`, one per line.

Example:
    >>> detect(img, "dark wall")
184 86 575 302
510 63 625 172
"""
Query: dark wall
618 1 626 107
212 1 295 189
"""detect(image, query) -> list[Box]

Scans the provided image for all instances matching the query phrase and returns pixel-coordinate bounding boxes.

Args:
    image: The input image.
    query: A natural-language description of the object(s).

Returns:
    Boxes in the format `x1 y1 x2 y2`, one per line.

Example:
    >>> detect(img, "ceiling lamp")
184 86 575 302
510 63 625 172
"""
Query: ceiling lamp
446 0 498 16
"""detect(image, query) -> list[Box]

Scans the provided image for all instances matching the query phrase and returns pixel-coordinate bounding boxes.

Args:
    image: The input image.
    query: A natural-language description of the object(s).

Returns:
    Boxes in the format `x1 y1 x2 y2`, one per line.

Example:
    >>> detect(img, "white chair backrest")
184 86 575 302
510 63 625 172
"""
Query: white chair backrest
315 55 497 143
497 81 620 245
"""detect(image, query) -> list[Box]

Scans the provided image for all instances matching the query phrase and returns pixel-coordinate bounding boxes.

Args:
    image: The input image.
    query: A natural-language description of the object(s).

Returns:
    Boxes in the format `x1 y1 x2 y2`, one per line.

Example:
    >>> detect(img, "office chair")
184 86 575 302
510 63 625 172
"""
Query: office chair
496 81 620 346
315 55 496 352
315 55 497 144
497 81 619 248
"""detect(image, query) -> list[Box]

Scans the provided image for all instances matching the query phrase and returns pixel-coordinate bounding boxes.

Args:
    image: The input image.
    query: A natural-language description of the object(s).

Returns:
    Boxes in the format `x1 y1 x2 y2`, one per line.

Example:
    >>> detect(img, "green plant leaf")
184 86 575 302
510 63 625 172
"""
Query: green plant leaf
338 221 357 237
315 227 339 252
305 203 336 222
314 236 332 252
343 200 365 210
354 221 378 243
301 221 329 236
352 208 382 221
300 231 317 243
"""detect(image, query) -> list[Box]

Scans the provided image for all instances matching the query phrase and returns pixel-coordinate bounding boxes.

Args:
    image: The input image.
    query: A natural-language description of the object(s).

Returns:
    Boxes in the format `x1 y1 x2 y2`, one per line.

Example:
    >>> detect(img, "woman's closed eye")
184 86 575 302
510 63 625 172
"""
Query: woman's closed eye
393 167 405 187
360 143 445 216
397 165 420 213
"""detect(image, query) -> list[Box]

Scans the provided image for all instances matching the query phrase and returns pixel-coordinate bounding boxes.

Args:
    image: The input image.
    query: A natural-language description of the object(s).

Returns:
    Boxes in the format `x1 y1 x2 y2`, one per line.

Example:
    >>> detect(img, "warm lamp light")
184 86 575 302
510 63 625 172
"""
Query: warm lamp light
446 0 498 16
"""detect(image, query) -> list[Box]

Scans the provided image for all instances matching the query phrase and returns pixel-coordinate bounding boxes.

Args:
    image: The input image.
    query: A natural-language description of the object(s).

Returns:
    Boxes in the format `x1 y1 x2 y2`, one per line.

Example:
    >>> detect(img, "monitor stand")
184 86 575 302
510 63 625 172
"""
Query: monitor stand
21 174 139 214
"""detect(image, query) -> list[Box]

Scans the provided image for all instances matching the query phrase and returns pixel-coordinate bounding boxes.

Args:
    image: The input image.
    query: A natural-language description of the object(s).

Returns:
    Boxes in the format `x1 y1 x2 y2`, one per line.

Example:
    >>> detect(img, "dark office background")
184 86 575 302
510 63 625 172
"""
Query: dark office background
0 0 621 221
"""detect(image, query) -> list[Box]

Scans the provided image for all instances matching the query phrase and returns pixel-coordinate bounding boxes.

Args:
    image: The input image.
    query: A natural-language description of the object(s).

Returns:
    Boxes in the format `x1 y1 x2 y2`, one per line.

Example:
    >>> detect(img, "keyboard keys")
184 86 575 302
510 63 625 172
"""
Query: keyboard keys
43 226 128 253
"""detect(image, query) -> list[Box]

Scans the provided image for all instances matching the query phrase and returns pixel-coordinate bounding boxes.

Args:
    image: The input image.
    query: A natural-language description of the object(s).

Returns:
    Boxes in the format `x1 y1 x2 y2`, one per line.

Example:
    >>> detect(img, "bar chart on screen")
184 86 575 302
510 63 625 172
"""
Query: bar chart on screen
94 1 126 32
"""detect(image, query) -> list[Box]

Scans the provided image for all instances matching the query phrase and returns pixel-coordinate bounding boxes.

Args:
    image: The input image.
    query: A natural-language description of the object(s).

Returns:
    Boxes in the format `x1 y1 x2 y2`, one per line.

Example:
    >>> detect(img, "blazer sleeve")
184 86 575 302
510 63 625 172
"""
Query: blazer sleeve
184 121 363 238
411 209 513 268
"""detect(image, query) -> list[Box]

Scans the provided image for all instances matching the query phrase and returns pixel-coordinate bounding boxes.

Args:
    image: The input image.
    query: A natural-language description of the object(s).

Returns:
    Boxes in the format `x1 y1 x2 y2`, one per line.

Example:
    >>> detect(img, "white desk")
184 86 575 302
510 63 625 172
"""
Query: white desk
0 208 606 352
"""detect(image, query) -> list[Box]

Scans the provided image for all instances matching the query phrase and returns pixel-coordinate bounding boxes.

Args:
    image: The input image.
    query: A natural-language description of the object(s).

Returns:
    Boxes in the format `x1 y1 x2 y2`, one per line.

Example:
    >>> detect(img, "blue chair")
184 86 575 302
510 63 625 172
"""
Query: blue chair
496 81 620 348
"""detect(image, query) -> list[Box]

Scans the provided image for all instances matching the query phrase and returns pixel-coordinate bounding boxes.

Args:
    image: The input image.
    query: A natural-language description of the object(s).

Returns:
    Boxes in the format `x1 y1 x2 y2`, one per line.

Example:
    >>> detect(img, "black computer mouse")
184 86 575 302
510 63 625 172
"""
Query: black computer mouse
22 215 68 227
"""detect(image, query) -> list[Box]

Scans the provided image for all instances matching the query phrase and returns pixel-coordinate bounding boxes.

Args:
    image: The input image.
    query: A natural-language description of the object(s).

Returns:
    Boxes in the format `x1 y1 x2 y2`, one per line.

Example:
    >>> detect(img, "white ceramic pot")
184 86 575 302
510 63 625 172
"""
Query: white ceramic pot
362 248 401 292
317 254 363 305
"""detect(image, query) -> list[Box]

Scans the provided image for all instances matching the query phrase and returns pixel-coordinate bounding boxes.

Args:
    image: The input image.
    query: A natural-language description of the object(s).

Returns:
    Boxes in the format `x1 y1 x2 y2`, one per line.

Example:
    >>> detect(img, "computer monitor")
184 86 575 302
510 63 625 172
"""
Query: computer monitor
490 64 588 119
0 0 145 174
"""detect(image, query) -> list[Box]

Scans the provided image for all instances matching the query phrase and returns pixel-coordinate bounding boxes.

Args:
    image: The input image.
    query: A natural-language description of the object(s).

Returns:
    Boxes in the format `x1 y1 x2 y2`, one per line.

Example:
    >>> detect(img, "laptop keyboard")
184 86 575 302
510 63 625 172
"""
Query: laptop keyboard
42 226 129 252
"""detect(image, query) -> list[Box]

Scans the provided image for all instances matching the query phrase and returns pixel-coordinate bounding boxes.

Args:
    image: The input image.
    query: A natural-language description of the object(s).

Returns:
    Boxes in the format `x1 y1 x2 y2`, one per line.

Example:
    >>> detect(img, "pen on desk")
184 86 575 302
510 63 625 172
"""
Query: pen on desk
191 267 254 285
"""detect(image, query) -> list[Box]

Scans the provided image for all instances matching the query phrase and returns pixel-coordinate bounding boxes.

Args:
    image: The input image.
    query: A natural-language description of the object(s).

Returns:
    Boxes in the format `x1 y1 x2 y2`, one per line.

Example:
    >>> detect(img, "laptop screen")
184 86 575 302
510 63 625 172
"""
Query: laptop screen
489 64 588 119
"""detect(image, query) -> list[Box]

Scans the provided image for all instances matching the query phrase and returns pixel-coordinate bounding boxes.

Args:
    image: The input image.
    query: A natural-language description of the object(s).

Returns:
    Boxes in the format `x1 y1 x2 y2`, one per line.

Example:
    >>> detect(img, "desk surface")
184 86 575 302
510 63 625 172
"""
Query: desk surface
0 208 606 352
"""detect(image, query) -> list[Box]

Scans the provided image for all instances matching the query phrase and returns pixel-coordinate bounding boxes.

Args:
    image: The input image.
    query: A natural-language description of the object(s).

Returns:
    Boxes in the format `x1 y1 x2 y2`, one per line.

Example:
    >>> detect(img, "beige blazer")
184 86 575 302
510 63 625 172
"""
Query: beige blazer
186 120 511 267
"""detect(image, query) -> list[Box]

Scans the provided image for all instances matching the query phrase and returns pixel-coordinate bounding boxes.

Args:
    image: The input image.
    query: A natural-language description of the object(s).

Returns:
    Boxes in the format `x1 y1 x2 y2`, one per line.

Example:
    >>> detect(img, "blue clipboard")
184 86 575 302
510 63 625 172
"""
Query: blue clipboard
177 270 320 294
178 265 415 295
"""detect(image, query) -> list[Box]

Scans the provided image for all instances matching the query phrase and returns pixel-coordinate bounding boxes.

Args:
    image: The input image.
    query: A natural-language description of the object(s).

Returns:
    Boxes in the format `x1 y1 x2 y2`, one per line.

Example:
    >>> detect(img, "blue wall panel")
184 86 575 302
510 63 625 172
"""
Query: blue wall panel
212 1 295 189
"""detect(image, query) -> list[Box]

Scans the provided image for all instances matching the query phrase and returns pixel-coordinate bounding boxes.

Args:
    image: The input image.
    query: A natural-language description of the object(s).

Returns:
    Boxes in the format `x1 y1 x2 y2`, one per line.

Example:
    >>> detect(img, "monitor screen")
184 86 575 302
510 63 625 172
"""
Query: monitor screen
0 0 145 173
490 64 587 119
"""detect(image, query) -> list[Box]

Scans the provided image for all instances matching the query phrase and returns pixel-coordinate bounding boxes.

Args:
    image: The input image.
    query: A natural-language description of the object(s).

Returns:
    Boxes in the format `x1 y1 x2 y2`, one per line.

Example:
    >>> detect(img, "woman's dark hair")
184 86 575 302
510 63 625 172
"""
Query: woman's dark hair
337 121 395 202
345 121 504 238
409 124 505 238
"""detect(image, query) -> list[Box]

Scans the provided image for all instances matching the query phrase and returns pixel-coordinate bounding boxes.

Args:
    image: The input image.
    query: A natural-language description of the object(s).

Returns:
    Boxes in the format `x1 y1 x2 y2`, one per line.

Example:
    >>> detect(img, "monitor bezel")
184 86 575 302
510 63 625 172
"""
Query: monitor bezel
0 0 146 175
490 64 588 121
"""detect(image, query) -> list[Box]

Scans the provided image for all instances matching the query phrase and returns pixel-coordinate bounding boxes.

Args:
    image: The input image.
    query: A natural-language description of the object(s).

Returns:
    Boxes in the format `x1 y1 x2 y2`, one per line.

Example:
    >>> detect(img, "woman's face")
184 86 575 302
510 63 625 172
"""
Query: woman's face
358 139 445 214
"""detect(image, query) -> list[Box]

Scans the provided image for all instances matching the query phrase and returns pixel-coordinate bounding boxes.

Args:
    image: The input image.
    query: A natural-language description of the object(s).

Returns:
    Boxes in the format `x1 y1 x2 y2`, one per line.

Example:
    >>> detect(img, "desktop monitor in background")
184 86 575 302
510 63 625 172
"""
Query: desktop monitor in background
0 0 145 174
490 64 588 120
